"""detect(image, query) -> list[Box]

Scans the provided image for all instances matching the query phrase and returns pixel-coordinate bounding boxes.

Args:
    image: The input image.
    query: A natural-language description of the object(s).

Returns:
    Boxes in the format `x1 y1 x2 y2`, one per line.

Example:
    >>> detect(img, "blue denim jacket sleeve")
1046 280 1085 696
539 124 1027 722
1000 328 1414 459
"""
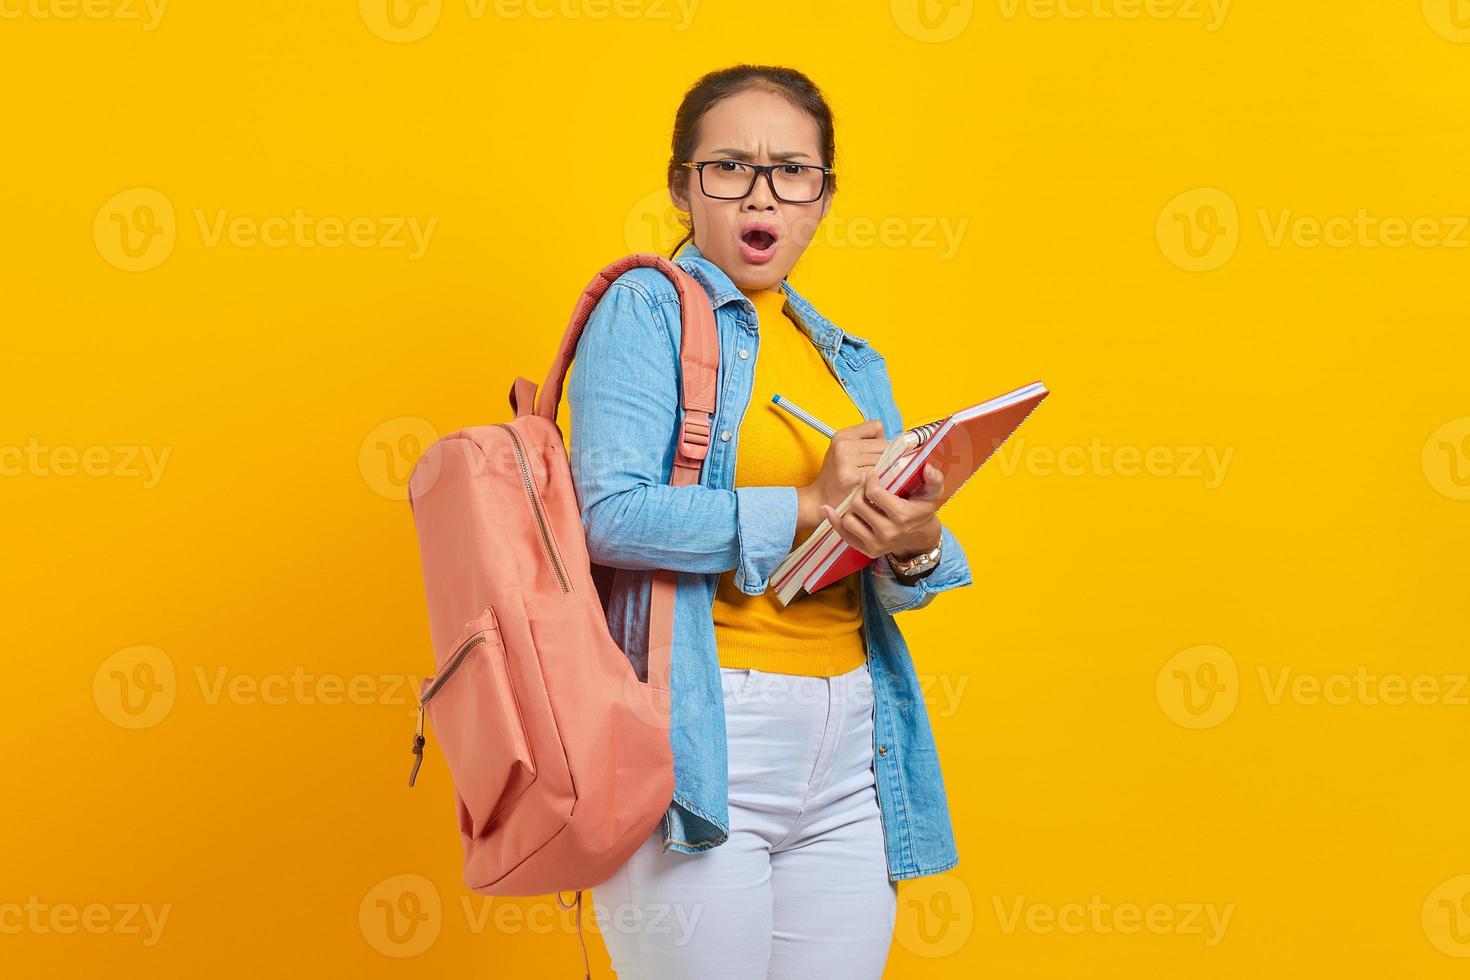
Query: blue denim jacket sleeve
868 521 972 613
567 278 798 595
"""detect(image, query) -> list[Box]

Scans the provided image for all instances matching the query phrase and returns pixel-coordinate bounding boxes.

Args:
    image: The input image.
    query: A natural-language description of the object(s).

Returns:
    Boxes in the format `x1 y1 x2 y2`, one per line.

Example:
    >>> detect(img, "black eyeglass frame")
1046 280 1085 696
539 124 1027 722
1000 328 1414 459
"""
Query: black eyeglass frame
679 160 834 204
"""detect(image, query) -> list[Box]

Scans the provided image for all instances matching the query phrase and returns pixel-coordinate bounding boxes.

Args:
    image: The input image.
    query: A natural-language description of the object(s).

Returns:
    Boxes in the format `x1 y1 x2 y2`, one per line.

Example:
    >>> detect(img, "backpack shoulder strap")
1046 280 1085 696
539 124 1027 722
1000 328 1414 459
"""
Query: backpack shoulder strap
509 252 720 705
511 252 718 485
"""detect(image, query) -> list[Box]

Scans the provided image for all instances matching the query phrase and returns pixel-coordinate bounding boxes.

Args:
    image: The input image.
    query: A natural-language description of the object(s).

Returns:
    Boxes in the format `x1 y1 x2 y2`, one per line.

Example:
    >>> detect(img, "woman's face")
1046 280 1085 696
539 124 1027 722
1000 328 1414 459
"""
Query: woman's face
671 87 832 293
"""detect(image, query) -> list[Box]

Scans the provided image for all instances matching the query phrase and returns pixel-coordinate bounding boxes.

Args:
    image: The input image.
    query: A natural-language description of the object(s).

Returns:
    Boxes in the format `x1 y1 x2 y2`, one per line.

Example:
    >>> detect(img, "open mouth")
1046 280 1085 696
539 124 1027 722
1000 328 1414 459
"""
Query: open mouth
739 225 779 262
741 229 776 250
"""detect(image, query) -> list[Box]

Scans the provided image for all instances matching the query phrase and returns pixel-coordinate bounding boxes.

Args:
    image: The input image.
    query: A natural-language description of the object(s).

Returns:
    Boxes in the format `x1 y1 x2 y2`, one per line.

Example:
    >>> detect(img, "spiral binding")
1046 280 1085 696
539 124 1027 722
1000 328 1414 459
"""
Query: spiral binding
909 418 945 447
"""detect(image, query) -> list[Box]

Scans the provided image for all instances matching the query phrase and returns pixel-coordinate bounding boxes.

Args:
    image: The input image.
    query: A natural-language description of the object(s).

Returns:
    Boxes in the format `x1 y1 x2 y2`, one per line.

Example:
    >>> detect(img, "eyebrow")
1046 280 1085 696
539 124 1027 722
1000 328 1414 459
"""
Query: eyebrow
706 148 813 162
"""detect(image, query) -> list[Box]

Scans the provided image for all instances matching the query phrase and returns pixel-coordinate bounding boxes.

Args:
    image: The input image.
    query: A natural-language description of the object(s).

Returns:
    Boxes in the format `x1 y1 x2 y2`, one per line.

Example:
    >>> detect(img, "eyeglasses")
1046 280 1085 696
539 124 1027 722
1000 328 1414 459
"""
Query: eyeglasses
679 160 833 204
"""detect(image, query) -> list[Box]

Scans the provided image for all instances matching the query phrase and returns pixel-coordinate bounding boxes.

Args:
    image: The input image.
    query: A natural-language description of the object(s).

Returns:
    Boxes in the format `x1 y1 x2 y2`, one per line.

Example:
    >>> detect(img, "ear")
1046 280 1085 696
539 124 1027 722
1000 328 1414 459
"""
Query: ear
669 173 691 213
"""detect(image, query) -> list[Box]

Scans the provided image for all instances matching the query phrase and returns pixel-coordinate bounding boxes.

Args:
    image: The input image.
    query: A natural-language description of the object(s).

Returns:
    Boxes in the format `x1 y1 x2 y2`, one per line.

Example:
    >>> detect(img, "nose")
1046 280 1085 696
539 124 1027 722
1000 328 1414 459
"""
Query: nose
744 169 778 210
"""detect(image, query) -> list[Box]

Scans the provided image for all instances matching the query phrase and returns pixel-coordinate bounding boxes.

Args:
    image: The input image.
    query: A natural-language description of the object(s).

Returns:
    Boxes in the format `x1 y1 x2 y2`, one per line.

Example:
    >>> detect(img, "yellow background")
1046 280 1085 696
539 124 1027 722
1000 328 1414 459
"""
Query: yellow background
4 1 1469 976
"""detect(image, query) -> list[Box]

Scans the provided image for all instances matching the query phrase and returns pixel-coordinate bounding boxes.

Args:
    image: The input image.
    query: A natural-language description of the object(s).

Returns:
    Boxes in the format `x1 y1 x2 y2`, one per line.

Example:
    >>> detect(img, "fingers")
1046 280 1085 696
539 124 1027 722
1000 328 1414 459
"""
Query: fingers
834 418 886 443
907 463 946 502
847 482 895 534
865 468 937 517
822 504 879 558
863 470 902 513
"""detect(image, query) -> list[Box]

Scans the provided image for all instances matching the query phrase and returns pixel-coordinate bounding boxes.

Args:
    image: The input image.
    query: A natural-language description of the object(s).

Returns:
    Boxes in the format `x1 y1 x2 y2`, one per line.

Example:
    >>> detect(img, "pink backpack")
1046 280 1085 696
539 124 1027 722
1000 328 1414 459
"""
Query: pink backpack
404 254 719 967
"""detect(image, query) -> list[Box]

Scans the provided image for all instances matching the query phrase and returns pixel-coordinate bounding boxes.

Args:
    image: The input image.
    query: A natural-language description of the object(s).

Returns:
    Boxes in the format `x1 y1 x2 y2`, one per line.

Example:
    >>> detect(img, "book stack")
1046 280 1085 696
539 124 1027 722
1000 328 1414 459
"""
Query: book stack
770 381 1049 606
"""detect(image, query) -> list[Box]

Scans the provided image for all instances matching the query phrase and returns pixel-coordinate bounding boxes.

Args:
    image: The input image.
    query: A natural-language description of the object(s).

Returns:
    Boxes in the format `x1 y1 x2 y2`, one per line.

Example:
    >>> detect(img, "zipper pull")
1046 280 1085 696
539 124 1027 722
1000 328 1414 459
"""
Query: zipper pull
408 705 425 787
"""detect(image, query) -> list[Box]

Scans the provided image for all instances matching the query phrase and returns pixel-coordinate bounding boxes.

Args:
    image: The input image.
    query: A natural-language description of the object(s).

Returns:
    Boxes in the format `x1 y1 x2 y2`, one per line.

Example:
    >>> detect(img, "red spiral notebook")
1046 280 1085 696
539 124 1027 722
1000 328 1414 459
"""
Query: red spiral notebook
771 381 1049 606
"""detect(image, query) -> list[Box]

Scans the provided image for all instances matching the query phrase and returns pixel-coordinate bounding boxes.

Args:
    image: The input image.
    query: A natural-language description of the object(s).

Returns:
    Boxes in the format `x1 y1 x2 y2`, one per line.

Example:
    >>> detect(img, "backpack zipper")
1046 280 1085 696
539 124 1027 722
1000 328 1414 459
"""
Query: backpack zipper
410 631 488 787
493 422 572 595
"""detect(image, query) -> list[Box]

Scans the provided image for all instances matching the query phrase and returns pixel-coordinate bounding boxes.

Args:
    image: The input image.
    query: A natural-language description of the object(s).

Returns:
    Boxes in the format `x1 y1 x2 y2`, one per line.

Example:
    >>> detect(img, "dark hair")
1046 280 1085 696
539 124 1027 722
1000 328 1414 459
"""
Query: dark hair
665 65 838 259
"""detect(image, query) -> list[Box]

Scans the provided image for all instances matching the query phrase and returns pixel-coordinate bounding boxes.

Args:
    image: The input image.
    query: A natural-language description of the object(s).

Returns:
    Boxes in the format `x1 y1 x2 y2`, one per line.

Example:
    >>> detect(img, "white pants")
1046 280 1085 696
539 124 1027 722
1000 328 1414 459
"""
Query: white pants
591 662 897 979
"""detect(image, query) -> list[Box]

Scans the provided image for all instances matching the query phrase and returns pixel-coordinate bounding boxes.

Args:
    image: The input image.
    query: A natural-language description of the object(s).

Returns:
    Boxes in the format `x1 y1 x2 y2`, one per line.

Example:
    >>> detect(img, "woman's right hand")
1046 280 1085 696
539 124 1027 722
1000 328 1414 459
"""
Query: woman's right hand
796 419 889 531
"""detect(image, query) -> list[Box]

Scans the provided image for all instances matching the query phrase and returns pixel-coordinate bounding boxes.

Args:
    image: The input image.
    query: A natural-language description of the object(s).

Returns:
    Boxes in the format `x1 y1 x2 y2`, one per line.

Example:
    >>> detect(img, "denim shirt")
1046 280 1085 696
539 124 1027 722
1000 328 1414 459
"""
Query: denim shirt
565 240 974 881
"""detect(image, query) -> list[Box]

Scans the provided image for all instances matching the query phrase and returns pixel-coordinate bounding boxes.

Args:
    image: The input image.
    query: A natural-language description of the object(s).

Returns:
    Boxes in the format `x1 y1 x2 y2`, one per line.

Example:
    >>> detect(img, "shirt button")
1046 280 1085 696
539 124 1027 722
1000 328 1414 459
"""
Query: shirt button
878 744 889 756
720 430 731 442
738 348 749 360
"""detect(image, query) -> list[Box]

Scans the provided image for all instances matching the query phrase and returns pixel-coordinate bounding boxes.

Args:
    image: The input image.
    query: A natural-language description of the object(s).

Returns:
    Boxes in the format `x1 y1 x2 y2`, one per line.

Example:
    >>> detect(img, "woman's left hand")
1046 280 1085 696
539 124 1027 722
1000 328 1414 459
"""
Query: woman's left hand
820 463 945 560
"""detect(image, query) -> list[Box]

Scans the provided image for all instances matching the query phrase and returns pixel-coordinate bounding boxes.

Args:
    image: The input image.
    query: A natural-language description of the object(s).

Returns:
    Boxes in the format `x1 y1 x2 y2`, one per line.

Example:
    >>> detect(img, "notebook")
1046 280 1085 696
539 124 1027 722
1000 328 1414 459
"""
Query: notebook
770 381 1049 606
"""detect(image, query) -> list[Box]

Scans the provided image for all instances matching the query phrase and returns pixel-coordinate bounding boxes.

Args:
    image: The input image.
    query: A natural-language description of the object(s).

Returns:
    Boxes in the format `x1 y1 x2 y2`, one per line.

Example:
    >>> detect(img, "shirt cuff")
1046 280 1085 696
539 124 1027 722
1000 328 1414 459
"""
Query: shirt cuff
732 485 799 595
869 523 972 614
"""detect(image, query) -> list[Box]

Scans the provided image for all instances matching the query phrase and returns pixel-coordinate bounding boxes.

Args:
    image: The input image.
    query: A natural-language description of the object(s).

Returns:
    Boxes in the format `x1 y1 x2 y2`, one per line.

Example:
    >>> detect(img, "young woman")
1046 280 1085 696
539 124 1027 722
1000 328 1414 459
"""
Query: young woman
569 65 974 979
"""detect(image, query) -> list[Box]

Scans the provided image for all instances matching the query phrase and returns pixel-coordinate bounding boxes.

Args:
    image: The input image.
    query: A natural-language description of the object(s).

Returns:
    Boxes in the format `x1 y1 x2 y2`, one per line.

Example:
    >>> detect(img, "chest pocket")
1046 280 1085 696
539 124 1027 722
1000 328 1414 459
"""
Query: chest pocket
835 342 884 377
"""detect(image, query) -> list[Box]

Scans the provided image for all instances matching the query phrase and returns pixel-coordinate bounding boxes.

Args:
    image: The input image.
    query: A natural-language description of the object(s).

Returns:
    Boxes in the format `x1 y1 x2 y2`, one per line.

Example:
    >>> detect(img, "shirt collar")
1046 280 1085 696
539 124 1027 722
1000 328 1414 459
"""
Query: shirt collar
672 239 869 351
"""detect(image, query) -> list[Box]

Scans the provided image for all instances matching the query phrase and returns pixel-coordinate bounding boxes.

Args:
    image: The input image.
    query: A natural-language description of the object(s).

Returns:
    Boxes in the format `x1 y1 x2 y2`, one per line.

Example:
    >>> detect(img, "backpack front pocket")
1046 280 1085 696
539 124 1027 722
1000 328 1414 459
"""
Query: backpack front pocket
412 607 537 838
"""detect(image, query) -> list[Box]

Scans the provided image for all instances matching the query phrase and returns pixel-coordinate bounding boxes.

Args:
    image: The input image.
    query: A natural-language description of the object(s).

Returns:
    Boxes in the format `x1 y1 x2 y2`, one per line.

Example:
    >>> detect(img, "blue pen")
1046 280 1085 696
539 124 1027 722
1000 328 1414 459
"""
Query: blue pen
771 393 836 439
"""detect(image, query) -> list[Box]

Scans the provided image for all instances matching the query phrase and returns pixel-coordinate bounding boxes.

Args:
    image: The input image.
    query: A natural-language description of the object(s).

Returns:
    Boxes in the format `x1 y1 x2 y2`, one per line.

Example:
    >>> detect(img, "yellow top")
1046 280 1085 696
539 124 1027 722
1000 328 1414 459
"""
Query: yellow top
712 283 869 677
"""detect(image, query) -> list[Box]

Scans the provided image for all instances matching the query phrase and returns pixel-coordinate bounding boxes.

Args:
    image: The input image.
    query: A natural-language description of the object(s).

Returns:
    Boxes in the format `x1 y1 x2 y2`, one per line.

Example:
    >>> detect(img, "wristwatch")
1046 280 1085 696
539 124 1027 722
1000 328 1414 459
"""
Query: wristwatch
886 539 942 582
